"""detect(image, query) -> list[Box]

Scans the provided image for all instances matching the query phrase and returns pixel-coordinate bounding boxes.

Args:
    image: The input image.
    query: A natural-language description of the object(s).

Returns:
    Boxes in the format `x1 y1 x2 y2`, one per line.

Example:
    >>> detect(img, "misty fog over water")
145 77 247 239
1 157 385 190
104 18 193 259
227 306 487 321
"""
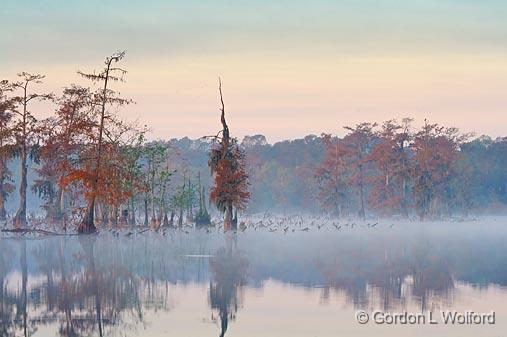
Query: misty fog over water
1 216 506 337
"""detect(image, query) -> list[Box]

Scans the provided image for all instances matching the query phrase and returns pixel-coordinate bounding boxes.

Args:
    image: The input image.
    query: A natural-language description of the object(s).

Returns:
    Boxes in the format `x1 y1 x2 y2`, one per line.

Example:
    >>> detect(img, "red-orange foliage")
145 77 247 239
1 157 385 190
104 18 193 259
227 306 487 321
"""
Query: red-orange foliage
342 123 377 219
411 120 468 219
75 51 134 232
33 80 141 228
210 155 250 212
208 79 250 230
210 141 250 213
61 142 134 207
368 119 412 216
33 85 93 222
315 134 349 216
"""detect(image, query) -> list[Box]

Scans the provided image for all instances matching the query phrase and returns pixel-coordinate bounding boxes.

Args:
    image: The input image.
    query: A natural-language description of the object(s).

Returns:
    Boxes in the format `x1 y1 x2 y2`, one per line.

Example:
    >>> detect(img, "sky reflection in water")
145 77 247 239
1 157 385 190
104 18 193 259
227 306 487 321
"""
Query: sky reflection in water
1 218 507 337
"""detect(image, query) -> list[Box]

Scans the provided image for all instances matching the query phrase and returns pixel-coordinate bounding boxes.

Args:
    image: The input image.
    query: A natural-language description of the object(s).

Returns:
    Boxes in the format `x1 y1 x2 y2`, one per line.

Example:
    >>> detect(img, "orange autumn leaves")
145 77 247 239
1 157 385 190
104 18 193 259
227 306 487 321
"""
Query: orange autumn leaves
35 82 142 222
209 145 250 213
60 145 135 207
316 119 469 219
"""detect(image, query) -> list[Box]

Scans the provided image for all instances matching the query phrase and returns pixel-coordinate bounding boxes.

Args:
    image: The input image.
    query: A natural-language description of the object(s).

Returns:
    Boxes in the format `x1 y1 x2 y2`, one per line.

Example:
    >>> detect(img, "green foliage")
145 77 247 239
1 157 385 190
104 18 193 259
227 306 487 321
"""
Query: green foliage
170 180 197 212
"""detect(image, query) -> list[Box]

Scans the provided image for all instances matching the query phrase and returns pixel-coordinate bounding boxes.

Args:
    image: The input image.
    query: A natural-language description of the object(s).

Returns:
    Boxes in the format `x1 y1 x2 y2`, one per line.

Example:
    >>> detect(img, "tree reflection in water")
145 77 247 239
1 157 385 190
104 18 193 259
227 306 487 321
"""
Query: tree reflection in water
0 223 506 337
0 236 169 337
0 239 15 336
317 234 455 311
209 234 248 337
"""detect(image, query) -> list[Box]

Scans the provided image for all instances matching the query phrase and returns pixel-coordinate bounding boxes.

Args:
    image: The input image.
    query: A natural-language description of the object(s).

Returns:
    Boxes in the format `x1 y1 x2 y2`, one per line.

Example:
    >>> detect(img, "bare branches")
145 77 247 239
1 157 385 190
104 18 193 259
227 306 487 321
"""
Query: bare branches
0 80 14 92
106 50 126 64
25 93 54 104
202 130 224 142
218 77 229 142
78 50 128 84
16 72 46 84
77 70 126 83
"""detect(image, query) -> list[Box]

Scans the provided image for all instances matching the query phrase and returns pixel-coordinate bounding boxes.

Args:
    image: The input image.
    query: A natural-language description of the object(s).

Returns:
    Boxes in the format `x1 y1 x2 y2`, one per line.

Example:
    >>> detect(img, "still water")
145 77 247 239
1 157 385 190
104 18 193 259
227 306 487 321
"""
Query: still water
1 218 507 337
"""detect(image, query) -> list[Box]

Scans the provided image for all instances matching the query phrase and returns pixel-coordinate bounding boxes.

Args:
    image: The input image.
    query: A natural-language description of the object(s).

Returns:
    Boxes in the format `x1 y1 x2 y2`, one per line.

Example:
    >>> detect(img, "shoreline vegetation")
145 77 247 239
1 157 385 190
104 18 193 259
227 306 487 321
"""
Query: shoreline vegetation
1 52 507 234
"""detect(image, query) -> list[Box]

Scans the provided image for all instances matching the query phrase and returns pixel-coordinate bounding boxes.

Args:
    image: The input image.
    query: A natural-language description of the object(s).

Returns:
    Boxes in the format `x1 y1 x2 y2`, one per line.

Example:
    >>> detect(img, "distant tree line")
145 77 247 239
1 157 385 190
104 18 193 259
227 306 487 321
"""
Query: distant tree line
242 121 507 219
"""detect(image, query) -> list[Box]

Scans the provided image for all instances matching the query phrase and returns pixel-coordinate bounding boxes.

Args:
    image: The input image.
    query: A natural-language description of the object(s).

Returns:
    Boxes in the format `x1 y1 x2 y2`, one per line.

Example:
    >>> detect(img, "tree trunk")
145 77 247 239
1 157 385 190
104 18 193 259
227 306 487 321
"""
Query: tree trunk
110 206 118 228
219 78 232 232
129 197 136 225
143 195 149 227
232 207 238 230
80 57 114 234
359 183 366 220
78 199 96 233
169 210 174 226
178 207 184 227
334 185 341 217
401 177 409 218
0 164 6 221
120 209 128 228
0 188 6 221
224 202 232 231
57 188 65 223
14 146 27 228
102 204 109 225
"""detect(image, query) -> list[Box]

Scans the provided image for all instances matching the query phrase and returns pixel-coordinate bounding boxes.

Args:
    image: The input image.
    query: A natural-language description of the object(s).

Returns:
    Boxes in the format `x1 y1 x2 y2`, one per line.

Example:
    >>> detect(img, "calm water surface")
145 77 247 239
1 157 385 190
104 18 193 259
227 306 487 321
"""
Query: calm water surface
1 218 507 336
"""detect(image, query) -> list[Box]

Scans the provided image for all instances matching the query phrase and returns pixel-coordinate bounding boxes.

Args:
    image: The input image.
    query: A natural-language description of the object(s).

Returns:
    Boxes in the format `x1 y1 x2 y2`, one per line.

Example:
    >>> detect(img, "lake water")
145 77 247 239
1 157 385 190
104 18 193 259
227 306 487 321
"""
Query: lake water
1 217 507 337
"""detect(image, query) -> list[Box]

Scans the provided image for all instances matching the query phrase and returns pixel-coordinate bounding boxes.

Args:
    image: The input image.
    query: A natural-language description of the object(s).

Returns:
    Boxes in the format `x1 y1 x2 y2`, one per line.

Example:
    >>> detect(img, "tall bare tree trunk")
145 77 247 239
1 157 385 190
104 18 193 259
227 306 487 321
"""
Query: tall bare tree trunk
143 194 149 227
232 207 238 230
178 207 183 227
169 210 174 226
0 164 7 221
224 203 232 231
358 166 366 220
57 188 64 218
129 197 136 225
14 142 27 228
401 177 409 218
14 91 28 228
0 198 5 222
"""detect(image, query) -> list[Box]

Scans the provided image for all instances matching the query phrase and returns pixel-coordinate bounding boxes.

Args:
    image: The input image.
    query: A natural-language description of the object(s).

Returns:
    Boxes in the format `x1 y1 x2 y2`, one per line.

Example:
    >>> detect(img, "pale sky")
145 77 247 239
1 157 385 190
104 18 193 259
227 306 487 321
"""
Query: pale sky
1 0 506 142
